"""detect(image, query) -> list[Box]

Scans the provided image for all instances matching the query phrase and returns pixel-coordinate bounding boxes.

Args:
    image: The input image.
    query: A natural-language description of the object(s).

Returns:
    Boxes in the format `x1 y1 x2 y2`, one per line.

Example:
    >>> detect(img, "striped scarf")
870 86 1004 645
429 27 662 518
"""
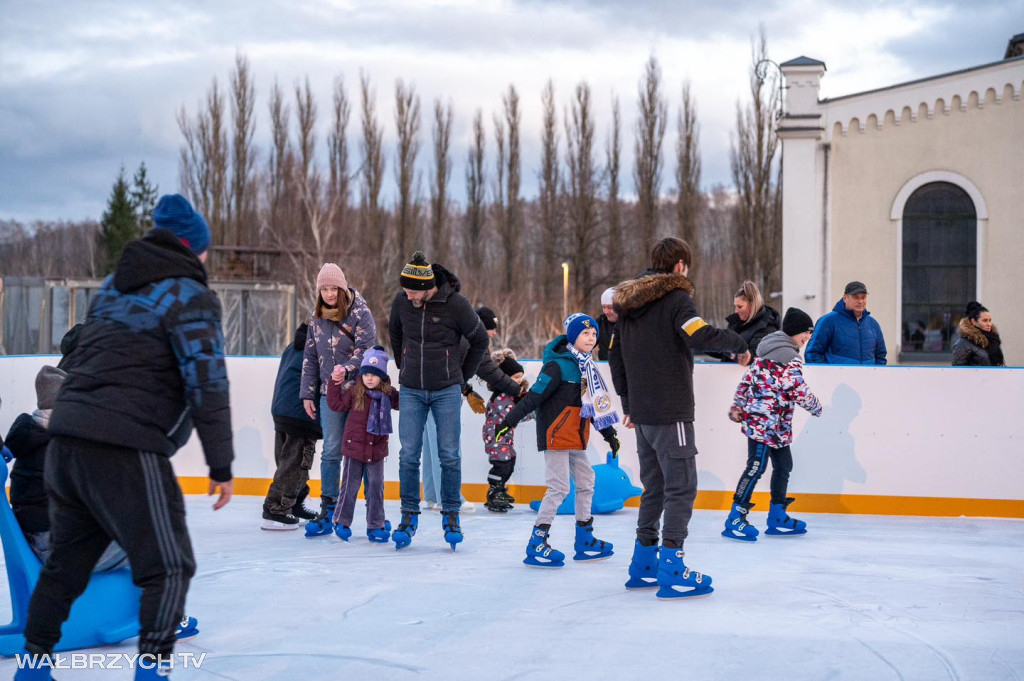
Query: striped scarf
567 344 619 431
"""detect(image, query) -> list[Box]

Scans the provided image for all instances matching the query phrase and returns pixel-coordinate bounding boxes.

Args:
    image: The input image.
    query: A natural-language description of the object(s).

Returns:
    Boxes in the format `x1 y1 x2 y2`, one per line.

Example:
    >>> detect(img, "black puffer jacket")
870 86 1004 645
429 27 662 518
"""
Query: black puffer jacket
5 413 50 534
273 324 323 438
596 314 617 361
459 336 518 396
49 230 234 482
707 305 781 362
389 263 490 391
610 270 747 424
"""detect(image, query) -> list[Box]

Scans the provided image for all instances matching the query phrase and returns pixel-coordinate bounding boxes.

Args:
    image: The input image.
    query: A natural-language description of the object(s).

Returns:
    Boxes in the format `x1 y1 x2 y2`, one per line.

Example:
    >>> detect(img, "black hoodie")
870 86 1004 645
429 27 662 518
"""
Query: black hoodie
272 324 323 438
609 270 747 424
389 263 490 391
49 229 234 481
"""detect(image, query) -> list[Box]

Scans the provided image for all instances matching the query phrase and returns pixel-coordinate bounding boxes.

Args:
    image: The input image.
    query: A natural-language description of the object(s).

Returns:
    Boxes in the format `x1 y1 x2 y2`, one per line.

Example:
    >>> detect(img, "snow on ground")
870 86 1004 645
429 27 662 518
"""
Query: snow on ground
2 496 1023 680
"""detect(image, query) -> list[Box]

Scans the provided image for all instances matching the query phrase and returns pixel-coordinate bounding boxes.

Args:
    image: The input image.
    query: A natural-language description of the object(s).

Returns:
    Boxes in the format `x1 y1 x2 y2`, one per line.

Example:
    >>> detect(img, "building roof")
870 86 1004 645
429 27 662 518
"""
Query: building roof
1007 33 1024 59
821 54 1024 104
781 56 827 68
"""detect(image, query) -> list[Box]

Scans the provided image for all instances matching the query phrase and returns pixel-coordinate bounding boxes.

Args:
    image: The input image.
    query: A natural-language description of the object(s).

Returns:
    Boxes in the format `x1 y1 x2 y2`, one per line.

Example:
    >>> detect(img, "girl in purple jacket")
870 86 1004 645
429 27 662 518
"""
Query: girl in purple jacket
327 346 399 543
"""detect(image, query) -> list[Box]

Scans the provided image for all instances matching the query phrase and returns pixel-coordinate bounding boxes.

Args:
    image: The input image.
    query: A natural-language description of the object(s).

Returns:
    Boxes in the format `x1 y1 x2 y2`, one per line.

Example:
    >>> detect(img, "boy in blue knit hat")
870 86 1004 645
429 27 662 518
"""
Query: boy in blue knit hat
497 313 620 567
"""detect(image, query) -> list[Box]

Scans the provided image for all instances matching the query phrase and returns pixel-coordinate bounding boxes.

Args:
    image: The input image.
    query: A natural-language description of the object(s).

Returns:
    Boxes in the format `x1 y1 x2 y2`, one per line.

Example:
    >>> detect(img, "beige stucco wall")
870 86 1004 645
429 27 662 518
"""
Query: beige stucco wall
825 84 1024 365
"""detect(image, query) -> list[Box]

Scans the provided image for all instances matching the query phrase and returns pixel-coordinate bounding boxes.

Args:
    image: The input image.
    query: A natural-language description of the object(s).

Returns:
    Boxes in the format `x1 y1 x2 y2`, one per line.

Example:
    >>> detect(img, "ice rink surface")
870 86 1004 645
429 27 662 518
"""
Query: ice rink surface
2 496 1023 680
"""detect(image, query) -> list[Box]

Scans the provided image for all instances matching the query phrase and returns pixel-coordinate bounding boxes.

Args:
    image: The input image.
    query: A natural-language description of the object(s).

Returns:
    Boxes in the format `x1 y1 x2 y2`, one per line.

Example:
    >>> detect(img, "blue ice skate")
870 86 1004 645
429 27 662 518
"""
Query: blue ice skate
13 655 53 681
722 502 759 542
655 548 713 600
134 658 172 679
175 615 199 640
367 520 392 543
523 525 565 568
573 518 613 561
764 497 807 536
334 525 352 541
304 497 336 537
624 541 659 589
442 511 463 550
392 512 419 550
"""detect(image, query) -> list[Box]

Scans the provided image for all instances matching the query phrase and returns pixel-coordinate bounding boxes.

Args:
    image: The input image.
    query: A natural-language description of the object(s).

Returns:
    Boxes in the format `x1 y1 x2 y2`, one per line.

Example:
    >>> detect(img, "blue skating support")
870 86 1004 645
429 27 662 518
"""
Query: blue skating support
0 463 141 656
529 451 643 515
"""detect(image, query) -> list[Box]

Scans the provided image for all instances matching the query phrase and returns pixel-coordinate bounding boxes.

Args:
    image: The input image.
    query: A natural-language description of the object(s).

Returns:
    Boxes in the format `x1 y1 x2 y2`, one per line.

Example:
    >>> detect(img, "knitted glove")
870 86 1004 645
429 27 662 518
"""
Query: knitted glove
728 406 745 423
599 427 620 457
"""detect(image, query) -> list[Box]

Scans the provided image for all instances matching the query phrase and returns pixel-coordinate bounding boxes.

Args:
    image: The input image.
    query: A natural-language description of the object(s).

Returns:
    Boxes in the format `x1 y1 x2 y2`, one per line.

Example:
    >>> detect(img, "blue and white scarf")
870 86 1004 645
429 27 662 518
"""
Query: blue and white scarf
567 344 619 431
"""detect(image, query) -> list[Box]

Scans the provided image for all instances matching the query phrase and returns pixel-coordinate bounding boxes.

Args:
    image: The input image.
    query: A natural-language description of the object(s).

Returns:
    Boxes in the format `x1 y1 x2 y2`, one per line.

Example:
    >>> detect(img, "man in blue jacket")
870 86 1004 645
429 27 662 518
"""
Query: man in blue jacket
806 281 887 365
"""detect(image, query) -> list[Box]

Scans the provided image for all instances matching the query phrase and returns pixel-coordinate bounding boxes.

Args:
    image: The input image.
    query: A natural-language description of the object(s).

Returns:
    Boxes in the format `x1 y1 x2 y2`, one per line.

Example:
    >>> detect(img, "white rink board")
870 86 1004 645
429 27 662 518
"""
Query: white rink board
2 355 1021 502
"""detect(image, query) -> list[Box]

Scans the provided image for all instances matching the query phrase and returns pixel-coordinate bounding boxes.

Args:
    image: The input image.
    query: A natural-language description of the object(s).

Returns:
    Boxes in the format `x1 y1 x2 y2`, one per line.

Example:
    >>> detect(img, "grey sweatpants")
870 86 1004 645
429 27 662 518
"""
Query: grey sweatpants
635 421 699 548
536 449 595 526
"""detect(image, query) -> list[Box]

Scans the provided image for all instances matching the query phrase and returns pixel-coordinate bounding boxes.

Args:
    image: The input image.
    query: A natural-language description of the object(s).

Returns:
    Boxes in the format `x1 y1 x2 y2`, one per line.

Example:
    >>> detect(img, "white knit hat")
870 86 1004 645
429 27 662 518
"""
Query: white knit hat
601 287 615 306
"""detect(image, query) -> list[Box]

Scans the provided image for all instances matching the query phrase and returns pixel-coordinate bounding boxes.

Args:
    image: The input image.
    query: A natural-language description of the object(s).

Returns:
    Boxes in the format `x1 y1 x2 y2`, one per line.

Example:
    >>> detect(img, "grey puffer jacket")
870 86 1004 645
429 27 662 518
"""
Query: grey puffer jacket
389 264 490 391
301 288 377 400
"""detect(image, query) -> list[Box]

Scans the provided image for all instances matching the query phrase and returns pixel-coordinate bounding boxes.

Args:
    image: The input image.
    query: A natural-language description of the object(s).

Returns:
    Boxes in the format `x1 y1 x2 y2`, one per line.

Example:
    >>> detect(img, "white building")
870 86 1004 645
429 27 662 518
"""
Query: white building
779 35 1024 364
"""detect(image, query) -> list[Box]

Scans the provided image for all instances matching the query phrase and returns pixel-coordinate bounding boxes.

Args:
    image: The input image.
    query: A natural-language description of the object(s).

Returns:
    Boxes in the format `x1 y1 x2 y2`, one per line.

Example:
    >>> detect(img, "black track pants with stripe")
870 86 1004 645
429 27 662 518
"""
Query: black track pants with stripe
732 437 793 507
25 436 196 656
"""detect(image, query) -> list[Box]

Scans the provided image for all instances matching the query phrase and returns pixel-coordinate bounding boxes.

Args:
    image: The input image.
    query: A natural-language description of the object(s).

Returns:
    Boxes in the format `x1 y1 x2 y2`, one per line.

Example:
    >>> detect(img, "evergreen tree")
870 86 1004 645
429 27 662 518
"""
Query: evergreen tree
131 161 159 230
99 166 142 273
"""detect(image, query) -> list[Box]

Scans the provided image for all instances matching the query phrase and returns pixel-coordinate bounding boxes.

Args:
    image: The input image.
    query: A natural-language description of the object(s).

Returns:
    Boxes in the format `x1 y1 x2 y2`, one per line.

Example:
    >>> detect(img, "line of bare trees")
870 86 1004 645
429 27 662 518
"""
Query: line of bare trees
2 33 782 357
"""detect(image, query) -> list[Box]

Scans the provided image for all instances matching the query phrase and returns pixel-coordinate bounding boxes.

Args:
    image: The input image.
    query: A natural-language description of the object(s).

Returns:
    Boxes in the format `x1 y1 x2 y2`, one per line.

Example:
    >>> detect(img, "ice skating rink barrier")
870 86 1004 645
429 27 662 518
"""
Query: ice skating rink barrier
2 356 1021 518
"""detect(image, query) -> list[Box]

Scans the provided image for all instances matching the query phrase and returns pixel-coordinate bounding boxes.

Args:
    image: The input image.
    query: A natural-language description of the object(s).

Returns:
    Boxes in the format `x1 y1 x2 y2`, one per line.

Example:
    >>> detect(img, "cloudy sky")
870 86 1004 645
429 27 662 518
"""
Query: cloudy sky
1 0 1020 223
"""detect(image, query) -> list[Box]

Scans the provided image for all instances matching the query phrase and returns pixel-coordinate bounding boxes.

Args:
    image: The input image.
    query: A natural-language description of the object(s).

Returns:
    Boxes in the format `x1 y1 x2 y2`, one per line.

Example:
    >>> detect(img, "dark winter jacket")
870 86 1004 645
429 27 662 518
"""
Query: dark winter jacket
610 270 747 425
273 325 323 439
459 336 519 396
805 299 887 365
300 289 376 399
389 263 490 391
48 229 234 482
326 380 400 463
5 413 50 534
706 305 780 362
596 314 617 361
732 331 822 448
951 318 1004 366
504 335 592 452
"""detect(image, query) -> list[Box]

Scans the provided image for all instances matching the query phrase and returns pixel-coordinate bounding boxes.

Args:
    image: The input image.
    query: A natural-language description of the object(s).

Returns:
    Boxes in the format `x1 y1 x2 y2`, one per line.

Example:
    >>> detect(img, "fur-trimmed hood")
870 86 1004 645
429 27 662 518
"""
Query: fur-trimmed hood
958 317 998 348
613 270 695 318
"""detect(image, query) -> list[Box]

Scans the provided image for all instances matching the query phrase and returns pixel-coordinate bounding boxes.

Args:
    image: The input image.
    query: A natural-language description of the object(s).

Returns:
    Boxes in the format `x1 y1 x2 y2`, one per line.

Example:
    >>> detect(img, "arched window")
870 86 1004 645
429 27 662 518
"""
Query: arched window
901 182 976 355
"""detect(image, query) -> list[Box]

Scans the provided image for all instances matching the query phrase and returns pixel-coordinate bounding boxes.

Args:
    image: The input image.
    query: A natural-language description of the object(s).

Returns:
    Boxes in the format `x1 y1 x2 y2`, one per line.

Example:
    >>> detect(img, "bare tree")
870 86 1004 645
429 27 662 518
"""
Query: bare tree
266 80 293 235
394 79 421 260
228 52 257 247
465 109 487 268
605 95 623 283
491 109 507 271
539 80 561 296
430 99 453 264
327 76 352 244
564 81 600 304
675 80 702 247
177 77 229 245
730 28 781 295
294 77 319 217
359 72 388 297
499 84 522 290
633 55 668 265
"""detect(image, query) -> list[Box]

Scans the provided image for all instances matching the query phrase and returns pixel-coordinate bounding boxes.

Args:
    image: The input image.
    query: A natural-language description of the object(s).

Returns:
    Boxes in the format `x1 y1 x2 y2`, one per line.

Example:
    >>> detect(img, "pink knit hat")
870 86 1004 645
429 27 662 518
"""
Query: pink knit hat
316 263 348 291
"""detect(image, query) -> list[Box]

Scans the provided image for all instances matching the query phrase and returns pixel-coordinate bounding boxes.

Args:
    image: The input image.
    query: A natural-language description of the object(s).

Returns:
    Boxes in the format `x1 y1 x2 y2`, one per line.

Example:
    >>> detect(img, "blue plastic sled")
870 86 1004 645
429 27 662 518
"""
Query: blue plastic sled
530 452 643 515
0 463 140 656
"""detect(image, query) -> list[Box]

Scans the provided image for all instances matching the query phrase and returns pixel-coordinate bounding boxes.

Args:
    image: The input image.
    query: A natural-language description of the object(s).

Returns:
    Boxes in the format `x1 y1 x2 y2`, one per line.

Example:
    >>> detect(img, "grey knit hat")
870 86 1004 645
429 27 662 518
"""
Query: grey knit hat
35 365 67 410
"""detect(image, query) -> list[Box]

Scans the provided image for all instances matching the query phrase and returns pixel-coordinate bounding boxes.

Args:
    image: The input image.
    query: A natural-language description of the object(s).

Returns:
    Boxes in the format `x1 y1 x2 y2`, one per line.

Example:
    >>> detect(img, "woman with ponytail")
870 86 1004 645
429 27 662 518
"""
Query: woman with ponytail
708 281 780 363
952 302 1004 366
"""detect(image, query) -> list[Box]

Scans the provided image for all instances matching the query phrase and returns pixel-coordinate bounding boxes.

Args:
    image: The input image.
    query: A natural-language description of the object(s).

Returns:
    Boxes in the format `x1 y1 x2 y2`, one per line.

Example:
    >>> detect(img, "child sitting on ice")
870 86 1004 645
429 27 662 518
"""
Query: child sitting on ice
481 349 530 513
327 346 399 543
723 308 823 542
497 313 620 567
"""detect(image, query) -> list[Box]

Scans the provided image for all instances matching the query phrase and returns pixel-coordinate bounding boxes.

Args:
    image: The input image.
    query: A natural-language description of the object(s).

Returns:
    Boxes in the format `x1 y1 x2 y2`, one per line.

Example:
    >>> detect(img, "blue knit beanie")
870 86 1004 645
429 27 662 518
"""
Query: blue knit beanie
152 194 211 255
360 345 390 381
563 312 599 346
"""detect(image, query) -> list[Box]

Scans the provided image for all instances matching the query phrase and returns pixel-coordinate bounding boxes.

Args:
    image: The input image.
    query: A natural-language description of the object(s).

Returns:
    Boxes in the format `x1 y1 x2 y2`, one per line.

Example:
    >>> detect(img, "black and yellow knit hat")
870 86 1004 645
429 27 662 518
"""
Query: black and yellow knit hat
400 251 435 290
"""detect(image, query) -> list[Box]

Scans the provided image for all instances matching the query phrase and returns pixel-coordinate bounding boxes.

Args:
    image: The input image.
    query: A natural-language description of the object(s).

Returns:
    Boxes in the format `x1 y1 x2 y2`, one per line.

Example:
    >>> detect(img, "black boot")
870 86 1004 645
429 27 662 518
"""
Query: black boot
485 483 511 512
291 486 317 520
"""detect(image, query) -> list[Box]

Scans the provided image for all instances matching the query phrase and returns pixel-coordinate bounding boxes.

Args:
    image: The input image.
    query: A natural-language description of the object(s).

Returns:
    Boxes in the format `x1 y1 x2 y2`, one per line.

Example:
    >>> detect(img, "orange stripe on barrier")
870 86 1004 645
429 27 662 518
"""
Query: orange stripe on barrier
176 478 1024 519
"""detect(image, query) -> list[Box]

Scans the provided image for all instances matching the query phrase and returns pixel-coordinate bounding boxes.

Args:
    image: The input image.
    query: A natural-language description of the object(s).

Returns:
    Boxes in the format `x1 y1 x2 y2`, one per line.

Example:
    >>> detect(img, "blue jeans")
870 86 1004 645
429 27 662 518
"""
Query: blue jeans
319 394 349 500
399 384 462 513
422 413 467 506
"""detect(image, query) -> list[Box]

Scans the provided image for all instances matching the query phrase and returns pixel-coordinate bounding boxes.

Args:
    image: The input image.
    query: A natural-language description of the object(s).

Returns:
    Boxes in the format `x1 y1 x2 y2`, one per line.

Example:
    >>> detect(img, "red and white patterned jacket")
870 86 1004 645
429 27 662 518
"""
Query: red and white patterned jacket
732 354 821 448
